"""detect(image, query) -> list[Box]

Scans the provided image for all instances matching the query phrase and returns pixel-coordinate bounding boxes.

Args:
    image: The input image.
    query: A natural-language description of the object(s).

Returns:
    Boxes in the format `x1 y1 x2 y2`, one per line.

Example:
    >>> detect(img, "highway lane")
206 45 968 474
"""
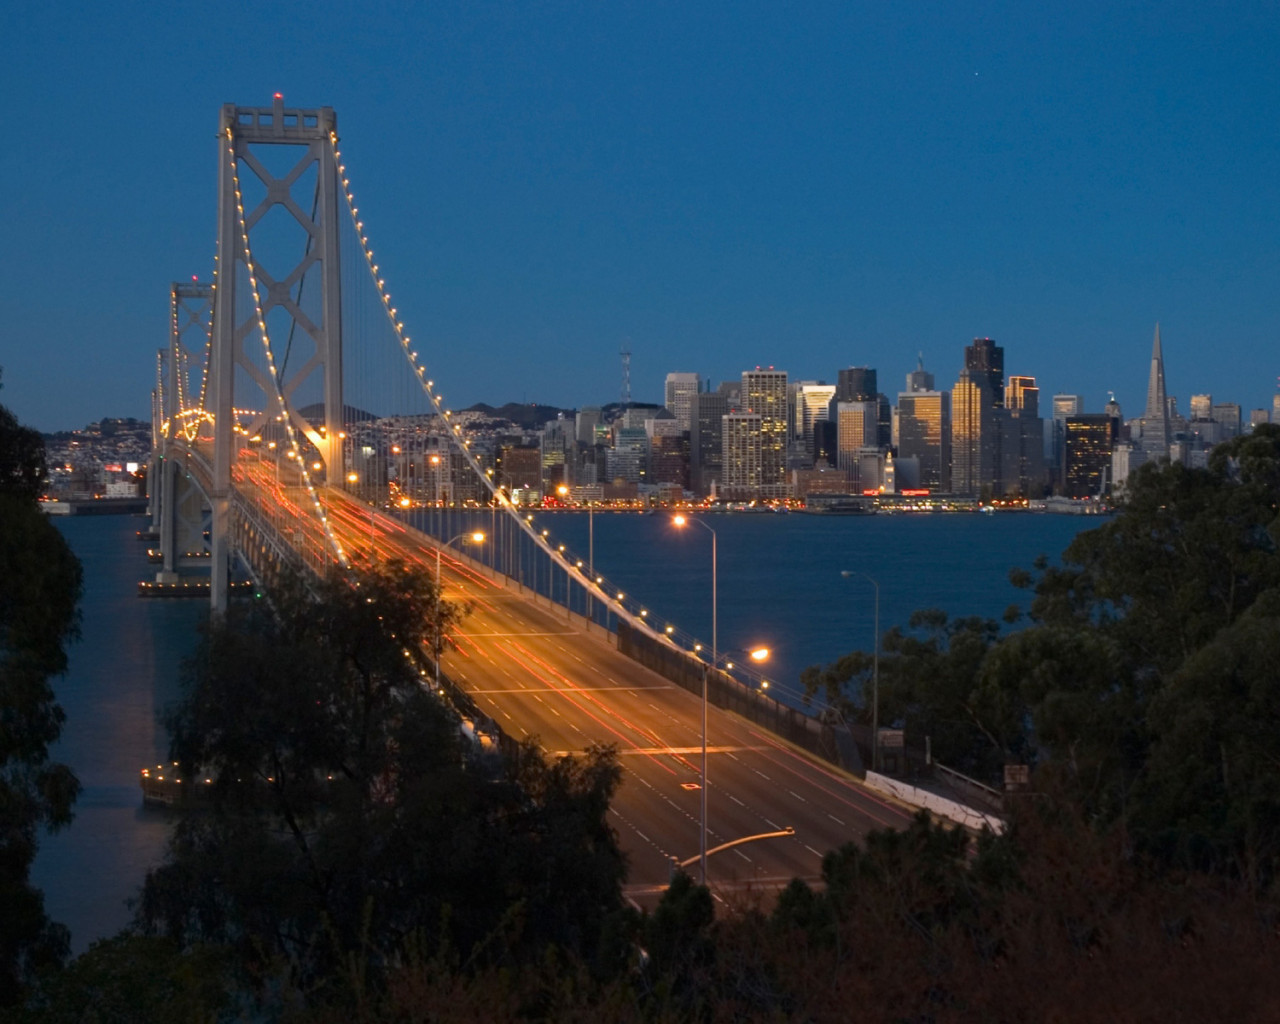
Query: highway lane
286 488 917 895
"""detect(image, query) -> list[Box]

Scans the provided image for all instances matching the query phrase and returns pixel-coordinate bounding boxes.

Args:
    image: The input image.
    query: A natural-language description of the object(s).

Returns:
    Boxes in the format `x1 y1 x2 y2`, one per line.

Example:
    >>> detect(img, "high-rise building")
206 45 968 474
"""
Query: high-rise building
1050 394 1084 489
663 372 702 431
607 426 649 484
742 368 789 498
1273 392 1280 424
1005 376 1046 495
1189 394 1213 422
689 390 728 496
1064 415 1118 497
575 407 602 445
1006 376 1039 415
791 381 836 464
647 417 690 489
1138 323 1171 459
905 354 934 393
1212 403 1242 438
836 367 877 402
540 414 571 490
721 411 763 498
951 369 999 497
835 400 878 480
897 389 951 491
965 339 1005 407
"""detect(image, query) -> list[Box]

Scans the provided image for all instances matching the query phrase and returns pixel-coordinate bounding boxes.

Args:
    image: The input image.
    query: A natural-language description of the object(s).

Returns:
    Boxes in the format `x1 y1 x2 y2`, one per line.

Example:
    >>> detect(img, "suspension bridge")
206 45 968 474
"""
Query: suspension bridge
146 97 915 896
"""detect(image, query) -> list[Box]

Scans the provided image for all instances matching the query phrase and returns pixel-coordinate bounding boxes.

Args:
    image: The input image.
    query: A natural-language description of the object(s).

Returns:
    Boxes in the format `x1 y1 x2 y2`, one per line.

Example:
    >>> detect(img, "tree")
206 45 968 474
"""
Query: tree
802 609 1019 779
0 374 83 1007
137 561 629 1009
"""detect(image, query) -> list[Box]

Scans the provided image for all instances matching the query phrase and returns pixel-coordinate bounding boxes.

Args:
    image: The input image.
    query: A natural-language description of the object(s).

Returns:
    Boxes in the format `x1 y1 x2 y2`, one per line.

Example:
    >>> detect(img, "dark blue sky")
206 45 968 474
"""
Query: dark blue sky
4 1 1279 431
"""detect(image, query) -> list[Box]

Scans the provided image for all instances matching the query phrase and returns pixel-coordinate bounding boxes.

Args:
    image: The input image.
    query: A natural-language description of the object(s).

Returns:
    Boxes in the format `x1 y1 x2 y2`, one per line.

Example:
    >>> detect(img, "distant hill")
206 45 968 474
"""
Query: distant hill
462 403 576 430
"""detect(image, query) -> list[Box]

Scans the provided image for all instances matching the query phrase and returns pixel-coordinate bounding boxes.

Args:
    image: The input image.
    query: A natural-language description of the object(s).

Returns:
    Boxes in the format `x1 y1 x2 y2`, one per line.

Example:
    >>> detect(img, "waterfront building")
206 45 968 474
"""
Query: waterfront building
1050 393 1084 487
950 369 998 497
897 389 951 492
689 390 728 496
836 399 878 487
663 372 701 431
1063 414 1117 497
1005 375 1046 495
721 410 763 499
742 368 789 498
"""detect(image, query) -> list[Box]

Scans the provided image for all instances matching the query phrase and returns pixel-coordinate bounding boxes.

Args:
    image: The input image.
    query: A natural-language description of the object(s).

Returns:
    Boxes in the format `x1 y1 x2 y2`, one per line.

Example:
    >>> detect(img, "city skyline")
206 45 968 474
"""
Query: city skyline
5 3 1280 432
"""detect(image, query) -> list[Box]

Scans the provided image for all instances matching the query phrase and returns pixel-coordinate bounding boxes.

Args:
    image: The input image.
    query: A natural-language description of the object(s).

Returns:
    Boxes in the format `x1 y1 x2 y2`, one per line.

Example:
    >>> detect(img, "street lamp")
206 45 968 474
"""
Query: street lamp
840 570 880 772
672 513 716 884
435 531 485 688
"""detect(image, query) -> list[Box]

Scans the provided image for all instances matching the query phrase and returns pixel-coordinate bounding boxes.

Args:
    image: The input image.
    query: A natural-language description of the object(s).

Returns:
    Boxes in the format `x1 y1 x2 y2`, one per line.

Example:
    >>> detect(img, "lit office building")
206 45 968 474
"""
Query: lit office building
966 338 1005 407
742 368 789 498
1005 375 1046 495
721 410 763 499
1063 414 1118 497
951 369 999 497
836 399 878 483
791 381 836 465
897 389 951 491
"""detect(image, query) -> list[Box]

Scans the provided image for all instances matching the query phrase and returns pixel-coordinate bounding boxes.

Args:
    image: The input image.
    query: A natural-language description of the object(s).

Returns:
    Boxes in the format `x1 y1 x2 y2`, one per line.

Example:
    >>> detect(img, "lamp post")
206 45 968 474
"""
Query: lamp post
840 570 880 772
673 513 717 884
435 531 485 688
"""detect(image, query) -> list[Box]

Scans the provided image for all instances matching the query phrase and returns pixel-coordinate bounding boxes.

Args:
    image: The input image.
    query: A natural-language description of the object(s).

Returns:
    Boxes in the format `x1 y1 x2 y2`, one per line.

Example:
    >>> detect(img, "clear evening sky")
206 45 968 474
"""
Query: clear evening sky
3 1 1279 432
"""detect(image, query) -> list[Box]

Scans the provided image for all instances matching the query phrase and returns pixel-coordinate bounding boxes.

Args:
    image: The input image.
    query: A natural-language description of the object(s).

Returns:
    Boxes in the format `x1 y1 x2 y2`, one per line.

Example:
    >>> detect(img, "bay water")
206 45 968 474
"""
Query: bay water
31 508 1098 951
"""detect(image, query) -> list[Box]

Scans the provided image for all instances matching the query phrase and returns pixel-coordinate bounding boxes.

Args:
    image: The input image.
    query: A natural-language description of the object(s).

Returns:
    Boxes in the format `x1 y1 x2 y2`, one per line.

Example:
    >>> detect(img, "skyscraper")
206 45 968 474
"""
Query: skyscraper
791 381 836 464
689 390 728 496
897 389 951 491
1139 323 1171 458
742 368 789 498
1004 375 1045 495
905 353 934 393
836 400 878 482
721 410 763 498
836 367 877 402
965 339 1005 407
951 369 998 497
663 372 701 431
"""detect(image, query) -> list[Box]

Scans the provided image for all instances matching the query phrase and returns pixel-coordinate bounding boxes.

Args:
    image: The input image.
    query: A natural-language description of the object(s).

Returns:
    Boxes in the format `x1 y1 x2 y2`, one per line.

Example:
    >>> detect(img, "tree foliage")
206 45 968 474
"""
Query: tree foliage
136 561 630 1009
805 424 1280 881
0 376 82 1008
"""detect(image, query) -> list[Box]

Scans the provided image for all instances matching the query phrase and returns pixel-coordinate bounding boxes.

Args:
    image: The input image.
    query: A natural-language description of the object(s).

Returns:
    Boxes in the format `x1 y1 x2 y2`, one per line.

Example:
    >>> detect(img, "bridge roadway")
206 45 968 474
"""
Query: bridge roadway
290 485 916 900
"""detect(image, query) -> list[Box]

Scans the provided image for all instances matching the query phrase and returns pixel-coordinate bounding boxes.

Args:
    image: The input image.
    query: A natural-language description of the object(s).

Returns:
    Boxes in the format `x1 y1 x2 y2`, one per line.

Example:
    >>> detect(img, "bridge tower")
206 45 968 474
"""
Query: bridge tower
151 280 214 583
209 96 345 609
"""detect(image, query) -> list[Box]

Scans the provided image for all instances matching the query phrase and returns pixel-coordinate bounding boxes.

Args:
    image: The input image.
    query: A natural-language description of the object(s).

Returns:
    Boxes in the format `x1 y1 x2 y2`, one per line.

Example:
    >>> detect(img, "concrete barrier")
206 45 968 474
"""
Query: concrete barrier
864 771 1006 834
